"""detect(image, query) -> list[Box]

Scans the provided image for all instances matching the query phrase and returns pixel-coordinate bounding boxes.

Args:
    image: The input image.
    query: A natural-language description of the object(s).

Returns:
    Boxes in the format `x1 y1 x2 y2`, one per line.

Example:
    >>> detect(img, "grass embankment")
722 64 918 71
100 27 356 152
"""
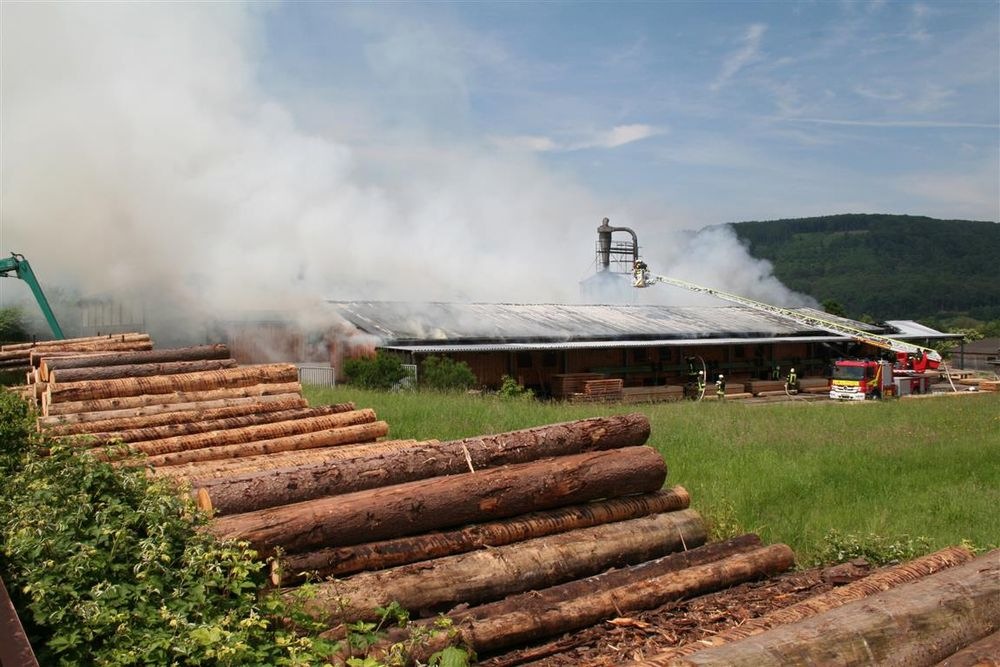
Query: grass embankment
306 387 1000 563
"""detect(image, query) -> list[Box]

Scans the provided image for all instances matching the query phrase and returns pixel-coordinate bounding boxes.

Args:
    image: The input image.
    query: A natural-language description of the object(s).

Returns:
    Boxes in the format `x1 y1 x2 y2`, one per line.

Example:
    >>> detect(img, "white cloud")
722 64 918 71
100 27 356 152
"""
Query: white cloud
711 23 767 92
783 117 997 129
894 165 1000 220
491 124 662 153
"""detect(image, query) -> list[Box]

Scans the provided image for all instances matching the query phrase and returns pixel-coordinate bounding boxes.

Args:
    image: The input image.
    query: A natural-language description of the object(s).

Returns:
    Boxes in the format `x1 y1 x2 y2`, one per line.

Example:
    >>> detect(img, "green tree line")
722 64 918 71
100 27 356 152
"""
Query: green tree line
728 214 1000 334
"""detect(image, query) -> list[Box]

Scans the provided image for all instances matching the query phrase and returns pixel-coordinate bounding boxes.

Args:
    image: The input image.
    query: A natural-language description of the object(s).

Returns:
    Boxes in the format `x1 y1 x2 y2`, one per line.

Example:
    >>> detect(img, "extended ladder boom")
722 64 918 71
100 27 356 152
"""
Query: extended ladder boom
637 272 941 364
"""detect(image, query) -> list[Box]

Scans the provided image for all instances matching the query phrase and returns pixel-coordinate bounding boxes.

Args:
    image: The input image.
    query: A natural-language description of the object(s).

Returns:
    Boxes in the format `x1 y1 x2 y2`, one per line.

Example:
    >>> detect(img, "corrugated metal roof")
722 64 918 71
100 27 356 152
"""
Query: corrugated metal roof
326 301 938 348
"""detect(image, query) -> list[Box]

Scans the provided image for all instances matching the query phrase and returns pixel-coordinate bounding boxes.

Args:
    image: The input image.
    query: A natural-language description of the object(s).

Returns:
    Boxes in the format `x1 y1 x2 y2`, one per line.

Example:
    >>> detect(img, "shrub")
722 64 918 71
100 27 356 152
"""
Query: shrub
343 352 409 390
812 529 932 567
497 375 534 400
420 356 476 391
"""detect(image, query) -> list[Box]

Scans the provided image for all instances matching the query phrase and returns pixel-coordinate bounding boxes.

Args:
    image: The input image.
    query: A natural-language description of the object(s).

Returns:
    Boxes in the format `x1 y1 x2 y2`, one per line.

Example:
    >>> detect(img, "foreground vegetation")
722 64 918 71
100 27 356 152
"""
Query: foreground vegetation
306 387 1000 563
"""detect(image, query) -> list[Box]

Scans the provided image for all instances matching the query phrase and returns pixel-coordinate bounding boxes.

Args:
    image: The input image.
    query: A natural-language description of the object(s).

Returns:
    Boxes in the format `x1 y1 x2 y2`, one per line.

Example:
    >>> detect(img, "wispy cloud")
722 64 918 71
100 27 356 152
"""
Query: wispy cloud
783 117 998 129
491 124 663 153
711 23 767 92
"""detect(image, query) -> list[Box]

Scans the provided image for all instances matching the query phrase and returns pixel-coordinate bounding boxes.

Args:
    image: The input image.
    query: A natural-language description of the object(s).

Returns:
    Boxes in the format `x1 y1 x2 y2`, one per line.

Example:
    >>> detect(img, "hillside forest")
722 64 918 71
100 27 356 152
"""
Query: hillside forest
728 214 1000 337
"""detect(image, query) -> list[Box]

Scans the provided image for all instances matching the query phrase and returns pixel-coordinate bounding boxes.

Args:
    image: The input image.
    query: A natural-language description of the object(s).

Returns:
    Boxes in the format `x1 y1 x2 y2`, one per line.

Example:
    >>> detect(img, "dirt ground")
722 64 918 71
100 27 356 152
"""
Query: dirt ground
480 561 872 667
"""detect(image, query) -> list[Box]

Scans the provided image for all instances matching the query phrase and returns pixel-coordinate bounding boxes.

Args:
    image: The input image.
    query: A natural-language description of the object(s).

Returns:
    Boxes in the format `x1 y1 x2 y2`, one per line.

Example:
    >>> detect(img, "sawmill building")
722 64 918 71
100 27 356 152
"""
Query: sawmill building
318 301 955 396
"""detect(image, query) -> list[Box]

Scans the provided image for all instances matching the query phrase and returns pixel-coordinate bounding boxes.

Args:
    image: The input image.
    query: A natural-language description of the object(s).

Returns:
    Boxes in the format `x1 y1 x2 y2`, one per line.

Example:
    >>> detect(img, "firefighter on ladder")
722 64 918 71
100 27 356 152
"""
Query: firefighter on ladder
633 259 648 287
715 373 726 399
786 367 798 393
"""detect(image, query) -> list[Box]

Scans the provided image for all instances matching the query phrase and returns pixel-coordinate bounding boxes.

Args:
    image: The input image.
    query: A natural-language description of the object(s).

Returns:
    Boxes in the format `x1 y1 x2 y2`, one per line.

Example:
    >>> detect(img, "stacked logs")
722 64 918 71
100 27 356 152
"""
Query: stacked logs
25 349 793 656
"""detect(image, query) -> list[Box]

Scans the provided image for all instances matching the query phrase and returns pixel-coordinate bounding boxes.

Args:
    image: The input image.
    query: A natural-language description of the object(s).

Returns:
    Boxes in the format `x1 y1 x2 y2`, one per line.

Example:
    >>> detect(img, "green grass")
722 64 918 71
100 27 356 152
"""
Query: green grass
306 387 1000 563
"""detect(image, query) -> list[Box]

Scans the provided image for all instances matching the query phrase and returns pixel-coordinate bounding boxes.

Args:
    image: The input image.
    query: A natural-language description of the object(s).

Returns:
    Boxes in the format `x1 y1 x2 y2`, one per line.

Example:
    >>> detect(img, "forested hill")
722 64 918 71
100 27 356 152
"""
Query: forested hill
727 214 1000 325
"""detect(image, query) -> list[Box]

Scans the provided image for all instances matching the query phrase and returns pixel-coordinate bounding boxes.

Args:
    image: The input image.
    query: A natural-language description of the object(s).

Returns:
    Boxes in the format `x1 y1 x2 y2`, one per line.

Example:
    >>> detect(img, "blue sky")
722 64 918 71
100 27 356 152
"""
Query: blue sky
1 1 997 314
258 1 999 223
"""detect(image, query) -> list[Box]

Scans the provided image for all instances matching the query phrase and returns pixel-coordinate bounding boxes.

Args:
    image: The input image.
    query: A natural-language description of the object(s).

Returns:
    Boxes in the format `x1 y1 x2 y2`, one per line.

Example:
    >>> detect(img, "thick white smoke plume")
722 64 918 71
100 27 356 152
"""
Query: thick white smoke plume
1 3 810 343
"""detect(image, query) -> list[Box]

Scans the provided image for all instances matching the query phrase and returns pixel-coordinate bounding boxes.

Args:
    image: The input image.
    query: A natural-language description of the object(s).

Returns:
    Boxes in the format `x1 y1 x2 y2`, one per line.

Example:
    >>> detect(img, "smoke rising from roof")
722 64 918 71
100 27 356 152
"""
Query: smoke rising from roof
1 3 811 342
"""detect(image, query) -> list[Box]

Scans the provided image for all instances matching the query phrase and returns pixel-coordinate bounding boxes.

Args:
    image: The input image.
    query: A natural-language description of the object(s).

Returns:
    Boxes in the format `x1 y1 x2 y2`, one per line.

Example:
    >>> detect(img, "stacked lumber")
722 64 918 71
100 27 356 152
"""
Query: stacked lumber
623 385 685 403
569 378 625 403
745 380 785 395
977 379 999 392
551 373 606 398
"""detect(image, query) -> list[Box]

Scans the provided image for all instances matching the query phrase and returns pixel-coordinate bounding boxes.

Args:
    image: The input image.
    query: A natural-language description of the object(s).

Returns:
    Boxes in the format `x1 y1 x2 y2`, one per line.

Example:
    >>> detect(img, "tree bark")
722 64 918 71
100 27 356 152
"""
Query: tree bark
46 363 299 404
453 534 762 626
153 440 426 483
667 549 999 667
42 381 303 416
273 488 692 584
43 397 337 437
97 409 379 460
49 359 238 384
294 509 706 626
648 545 975 662
417 543 795 660
78 404 362 446
38 344 230 379
194 413 652 516
934 629 1000 667
139 420 390 467
208 446 668 557
1 332 149 352
37 392 306 426
0 339 153 363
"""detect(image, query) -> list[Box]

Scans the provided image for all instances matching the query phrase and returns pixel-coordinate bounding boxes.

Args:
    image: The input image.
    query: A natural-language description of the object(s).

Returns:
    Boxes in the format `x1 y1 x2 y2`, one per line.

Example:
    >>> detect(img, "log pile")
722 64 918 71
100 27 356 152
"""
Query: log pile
19 336 995 665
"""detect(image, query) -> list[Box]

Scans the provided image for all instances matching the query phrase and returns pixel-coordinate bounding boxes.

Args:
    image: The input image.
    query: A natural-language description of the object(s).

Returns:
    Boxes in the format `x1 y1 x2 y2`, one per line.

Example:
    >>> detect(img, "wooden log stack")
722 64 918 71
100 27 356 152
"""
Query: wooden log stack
19 334 992 664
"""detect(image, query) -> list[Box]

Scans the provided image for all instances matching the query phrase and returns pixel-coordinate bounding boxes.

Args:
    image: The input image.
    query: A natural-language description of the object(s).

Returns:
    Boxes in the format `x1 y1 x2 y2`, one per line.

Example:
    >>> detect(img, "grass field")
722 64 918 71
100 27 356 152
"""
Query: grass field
305 387 1000 563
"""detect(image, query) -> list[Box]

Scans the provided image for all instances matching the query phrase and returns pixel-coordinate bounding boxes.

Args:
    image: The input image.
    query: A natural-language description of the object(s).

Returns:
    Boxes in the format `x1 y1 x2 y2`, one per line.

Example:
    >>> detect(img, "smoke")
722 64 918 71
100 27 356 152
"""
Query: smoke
1 3 809 345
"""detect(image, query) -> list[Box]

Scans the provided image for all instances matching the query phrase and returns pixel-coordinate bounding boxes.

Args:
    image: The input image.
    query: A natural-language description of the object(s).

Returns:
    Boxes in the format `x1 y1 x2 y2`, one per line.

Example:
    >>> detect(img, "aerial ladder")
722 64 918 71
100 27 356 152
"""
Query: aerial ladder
633 264 946 400
0 253 65 339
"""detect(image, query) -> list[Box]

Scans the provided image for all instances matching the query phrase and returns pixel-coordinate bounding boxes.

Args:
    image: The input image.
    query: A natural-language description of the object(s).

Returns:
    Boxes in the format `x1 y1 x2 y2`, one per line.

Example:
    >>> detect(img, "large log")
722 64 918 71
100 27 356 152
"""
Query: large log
46 363 299 404
449 534 762 626
43 398 337 437
38 344 231 379
156 440 428 483
668 549 1000 667
42 382 303 416
49 359 238 384
645 545 975 663
294 509 706 625
140 420 390 467
195 413 652 516
273 488 692 584
75 404 358 444
209 446 668 557
98 409 378 460
0 339 152 363
405 542 795 662
1 332 149 352
37 392 306 426
935 630 1000 667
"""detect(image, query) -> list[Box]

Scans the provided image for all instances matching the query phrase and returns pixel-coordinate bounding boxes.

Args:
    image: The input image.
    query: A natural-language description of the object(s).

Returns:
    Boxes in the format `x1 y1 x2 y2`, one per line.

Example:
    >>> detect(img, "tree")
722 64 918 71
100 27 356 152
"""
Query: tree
822 300 847 318
343 351 409 390
421 356 477 391
0 306 28 342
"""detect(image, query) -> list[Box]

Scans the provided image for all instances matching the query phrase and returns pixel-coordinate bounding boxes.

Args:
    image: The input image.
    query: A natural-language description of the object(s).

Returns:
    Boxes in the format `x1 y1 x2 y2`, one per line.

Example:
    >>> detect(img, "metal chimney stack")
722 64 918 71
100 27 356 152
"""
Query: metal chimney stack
595 217 639 274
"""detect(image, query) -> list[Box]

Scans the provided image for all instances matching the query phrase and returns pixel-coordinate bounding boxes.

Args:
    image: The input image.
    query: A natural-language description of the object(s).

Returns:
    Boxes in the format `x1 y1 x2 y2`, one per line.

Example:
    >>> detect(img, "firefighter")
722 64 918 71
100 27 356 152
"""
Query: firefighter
786 367 798 392
697 369 706 395
633 260 648 287
715 373 726 399
771 364 781 381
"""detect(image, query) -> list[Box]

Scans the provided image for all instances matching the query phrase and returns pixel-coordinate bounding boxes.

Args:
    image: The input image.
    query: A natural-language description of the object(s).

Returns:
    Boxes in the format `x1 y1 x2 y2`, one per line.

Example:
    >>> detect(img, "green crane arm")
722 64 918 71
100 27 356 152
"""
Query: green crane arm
0 253 65 340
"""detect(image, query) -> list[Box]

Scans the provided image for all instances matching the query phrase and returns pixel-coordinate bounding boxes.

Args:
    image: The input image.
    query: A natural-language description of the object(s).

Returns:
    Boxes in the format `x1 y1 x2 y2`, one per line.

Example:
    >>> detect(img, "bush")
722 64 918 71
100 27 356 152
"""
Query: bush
497 375 534 400
420 356 477 391
343 352 409 390
812 529 932 567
